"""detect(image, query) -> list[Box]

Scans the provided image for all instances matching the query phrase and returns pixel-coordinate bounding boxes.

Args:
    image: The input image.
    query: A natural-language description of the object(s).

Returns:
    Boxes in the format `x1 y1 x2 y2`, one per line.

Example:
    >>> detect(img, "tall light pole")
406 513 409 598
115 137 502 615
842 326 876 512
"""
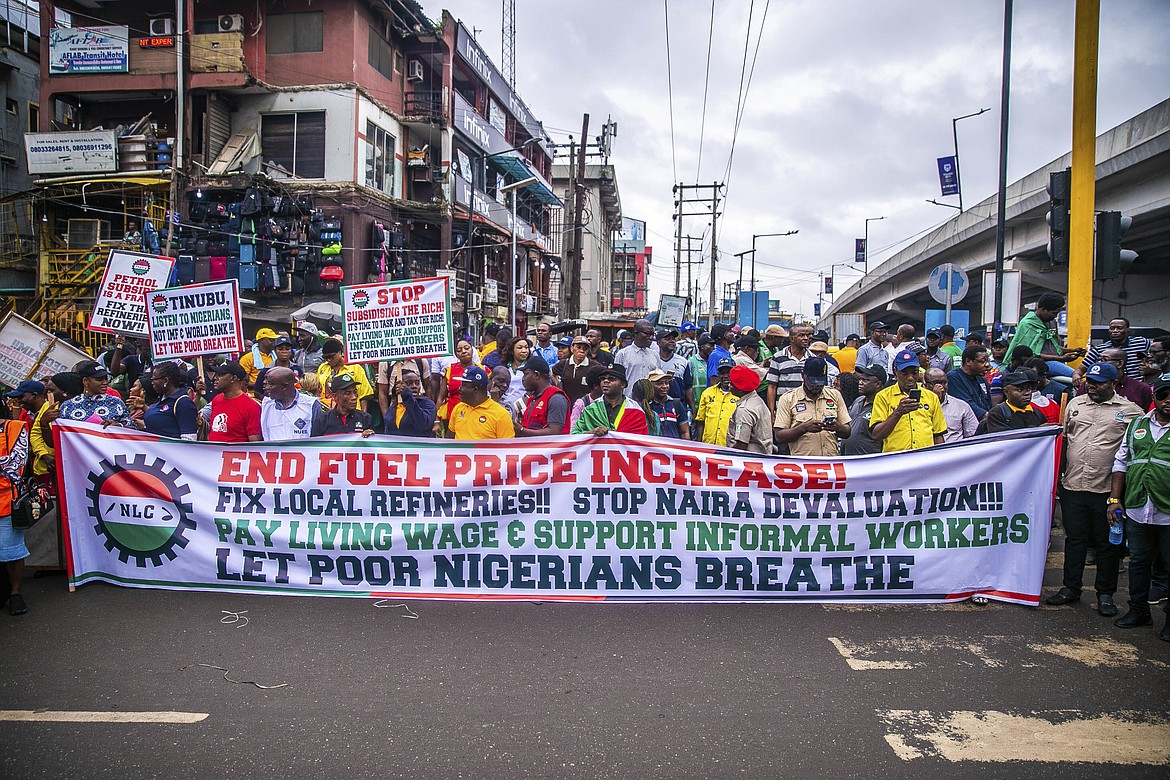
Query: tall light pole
747 230 798 327
501 176 538 334
864 216 885 275
952 107 990 213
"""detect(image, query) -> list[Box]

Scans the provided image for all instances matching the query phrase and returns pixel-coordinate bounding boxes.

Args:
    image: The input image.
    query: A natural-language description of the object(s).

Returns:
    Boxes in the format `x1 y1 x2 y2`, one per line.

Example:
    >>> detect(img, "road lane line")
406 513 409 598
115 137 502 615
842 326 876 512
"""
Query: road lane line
1026 636 1141 668
828 637 920 670
879 709 1170 764
0 710 208 724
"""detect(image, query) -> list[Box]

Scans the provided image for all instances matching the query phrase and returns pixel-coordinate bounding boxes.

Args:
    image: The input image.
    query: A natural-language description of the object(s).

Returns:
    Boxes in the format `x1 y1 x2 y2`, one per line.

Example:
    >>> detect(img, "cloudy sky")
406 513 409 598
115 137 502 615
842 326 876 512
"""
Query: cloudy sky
436 0 1170 321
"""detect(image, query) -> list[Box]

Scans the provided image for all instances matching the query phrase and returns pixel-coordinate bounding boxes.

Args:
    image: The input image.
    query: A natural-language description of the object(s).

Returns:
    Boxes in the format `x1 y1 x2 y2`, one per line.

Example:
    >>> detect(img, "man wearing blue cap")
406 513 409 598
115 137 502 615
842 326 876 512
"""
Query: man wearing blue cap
447 365 515 440
8 381 52 477
1048 361 1142 616
677 322 699 360
870 350 946 452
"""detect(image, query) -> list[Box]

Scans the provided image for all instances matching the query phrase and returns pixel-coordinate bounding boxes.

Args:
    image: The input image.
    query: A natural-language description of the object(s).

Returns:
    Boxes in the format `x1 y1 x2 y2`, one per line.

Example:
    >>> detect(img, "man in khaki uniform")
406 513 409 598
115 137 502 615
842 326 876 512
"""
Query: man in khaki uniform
1047 361 1142 617
773 356 851 456
726 366 772 454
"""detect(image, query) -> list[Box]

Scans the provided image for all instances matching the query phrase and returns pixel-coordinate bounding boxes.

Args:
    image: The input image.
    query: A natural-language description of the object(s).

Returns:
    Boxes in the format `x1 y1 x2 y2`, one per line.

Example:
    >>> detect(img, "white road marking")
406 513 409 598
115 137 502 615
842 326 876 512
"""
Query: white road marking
879 709 1170 764
0 710 208 724
829 634 1148 670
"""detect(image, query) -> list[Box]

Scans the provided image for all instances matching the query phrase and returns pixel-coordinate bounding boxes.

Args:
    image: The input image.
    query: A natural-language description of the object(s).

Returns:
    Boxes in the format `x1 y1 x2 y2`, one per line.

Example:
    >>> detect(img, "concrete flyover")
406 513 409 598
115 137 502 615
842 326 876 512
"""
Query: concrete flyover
821 98 1170 337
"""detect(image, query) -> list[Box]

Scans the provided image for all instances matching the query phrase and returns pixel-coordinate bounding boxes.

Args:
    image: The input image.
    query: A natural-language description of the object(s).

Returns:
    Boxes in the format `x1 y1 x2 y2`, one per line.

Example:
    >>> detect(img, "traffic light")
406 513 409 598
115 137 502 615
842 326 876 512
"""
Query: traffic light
1095 211 1138 279
1046 168 1071 264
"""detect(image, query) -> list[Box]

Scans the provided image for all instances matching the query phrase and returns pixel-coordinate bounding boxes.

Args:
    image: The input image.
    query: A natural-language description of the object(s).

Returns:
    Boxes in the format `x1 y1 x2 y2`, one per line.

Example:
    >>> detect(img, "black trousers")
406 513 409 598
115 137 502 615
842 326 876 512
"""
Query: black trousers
1126 520 1170 616
1060 488 1121 595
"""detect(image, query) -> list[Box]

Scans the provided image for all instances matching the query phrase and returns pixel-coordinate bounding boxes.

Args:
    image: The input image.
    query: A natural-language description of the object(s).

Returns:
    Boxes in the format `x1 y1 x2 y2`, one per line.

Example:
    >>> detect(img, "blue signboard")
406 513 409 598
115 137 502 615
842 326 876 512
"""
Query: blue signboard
736 291 770 331
924 308 970 339
937 156 959 197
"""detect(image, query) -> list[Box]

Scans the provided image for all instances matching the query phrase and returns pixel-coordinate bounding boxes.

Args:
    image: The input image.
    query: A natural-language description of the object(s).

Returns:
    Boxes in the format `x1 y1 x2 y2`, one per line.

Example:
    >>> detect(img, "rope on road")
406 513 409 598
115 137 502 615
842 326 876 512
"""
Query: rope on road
373 600 419 619
220 610 250 628
181 663 289 690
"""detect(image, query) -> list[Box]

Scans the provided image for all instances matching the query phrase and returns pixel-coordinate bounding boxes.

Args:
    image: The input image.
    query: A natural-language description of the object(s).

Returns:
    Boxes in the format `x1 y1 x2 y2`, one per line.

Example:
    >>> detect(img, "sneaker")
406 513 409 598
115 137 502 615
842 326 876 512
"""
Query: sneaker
1149 587 1168 605
7 594 26 616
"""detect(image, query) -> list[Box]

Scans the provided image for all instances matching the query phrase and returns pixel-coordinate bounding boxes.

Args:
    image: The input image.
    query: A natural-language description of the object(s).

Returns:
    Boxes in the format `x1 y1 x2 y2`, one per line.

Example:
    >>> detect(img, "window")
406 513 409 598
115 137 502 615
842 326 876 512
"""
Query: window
27 103 39 133
266 12 323 54
5 99 17 116
364 121 395 195
261 112 326 179
368 27 395 81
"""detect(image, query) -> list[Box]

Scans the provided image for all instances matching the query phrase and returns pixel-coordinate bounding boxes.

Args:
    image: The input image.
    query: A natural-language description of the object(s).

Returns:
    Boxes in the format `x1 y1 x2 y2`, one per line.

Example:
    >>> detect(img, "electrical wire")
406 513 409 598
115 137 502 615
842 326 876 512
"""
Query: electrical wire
694 0 716 181
722 0 771 192
662 0 679 185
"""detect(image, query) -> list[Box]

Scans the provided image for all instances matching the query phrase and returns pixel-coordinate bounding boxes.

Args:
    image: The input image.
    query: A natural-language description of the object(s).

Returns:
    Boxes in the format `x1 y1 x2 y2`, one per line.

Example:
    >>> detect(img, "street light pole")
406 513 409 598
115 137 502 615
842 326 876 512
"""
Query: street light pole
733 250 753 324
749 230 798 327
501 176 538 334
952 107 990 213
864 216 885 276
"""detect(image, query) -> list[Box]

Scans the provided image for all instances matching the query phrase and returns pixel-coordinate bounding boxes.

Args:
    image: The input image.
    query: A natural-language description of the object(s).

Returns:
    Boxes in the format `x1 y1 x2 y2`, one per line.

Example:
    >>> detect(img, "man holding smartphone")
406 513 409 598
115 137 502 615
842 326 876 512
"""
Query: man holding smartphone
870 350 946 452
772 357 851 456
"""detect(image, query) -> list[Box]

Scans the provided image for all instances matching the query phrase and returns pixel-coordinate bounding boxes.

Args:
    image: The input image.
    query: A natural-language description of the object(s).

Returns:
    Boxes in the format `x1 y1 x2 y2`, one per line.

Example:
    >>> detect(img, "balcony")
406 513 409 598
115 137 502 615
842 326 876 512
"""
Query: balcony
403 90 444 125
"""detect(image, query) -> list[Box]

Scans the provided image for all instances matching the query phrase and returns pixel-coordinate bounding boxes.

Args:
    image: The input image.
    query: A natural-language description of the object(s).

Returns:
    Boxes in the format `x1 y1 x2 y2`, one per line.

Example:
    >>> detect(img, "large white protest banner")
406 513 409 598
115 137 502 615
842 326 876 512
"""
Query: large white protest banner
145 280 243 359
0 313 91 387
340 277 453 363
90 250 176 337
57 423 1058 605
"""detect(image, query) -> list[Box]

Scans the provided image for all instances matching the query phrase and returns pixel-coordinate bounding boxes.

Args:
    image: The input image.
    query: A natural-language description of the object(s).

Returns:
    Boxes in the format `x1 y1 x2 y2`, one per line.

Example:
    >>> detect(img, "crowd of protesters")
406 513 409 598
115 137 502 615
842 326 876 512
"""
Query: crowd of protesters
2 292 1168 637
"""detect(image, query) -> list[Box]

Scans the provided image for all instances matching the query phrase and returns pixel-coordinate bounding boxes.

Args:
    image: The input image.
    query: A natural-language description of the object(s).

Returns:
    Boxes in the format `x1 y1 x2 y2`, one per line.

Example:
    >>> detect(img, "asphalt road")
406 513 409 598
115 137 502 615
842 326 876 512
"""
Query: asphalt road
2 532 1168 779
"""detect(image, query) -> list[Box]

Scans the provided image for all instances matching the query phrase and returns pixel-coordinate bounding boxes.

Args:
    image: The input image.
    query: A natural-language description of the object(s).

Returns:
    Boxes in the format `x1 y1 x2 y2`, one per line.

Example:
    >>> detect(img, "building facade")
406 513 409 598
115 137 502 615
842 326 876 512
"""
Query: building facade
552 162 620 318
20 0 560 350
0 0 41 298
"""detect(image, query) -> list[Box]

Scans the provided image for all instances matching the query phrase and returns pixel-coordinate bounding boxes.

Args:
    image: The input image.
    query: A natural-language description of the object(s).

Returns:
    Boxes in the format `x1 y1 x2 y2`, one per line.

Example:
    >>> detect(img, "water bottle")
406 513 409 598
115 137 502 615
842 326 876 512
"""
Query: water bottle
1108 509 1124 546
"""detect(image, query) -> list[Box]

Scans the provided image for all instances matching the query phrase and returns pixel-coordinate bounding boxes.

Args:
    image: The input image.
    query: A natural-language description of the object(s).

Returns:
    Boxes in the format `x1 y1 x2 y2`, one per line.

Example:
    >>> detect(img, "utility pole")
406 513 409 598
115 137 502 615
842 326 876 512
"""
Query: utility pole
673 184 683 296
991 0 1013 340
566 113 589 320
673 183 723 328
683 235 701 319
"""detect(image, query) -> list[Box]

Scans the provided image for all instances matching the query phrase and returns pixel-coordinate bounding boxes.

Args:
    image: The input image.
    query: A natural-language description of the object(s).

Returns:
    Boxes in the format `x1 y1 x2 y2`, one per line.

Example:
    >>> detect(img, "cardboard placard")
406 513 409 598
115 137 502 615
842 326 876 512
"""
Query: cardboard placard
340 277 453 363
90 250 176 337
145 280 244 360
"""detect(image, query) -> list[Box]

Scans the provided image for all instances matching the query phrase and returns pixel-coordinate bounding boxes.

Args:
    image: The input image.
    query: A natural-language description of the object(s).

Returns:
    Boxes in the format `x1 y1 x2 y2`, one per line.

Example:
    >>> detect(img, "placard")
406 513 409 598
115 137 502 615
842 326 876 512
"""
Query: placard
341 277 454 363
90 250 176 337
0 313 92 387
658 294 688 328
145 280 244 360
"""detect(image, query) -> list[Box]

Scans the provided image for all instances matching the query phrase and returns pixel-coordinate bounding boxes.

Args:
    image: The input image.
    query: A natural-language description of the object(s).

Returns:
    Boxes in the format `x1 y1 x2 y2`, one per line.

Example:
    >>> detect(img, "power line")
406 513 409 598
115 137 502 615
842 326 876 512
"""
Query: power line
694 0 716 180
663 0 679 185
723 0 771 190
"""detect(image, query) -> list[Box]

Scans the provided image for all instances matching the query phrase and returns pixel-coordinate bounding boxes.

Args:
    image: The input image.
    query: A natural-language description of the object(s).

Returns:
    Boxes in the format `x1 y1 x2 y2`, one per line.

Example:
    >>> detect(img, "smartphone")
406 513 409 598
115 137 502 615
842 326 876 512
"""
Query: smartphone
908 388 921 402
822 416 836 426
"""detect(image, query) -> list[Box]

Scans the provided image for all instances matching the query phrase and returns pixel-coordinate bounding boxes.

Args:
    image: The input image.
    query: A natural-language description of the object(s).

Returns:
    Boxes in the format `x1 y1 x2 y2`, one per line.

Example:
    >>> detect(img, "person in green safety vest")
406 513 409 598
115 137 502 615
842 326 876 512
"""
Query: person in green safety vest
1109 373 1170 641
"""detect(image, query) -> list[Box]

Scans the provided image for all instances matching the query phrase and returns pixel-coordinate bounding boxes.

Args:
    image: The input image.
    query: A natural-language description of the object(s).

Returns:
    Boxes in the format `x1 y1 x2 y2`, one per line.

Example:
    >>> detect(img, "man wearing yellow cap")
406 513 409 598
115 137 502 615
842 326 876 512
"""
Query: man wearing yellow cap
240 328 278 387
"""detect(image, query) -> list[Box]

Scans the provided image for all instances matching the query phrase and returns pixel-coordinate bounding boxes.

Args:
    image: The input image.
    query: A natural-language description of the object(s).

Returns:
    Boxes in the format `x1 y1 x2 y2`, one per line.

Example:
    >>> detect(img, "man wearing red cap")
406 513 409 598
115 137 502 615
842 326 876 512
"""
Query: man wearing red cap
726 366 771 454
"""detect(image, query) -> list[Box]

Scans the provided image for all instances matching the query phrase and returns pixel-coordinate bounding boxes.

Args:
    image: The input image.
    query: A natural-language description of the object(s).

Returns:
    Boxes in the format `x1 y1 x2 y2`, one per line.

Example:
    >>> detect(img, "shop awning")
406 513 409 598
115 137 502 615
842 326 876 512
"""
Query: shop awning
489 154 562 207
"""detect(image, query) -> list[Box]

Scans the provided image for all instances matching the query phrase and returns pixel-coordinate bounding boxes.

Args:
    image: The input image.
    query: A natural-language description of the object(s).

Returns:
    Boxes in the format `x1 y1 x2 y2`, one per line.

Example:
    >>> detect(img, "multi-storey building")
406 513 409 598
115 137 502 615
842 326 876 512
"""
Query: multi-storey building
0 0 40 299
20 0 559 349
552 162 620 317
611 216 650 315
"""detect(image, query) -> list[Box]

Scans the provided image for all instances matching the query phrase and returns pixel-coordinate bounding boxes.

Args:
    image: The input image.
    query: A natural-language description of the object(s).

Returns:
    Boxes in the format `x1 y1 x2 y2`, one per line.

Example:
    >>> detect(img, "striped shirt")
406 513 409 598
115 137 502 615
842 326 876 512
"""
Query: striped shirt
1083 335 1151 380
764 347 808 398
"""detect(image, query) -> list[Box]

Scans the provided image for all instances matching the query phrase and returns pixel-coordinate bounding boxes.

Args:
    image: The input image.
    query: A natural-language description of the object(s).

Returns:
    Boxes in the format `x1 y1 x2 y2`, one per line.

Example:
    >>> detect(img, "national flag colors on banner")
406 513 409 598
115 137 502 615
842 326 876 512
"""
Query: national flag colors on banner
56 422 1058 605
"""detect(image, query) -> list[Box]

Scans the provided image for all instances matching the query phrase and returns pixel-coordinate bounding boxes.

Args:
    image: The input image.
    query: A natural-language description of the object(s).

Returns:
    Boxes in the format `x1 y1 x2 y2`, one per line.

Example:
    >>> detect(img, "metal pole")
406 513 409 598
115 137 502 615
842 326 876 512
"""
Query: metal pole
1067 0 1100 360
511 191 518 333
673 185 682 296
992 0 1013 340
706 185 719 330
944 262 953 325
952 117 963 214
750 234 757 326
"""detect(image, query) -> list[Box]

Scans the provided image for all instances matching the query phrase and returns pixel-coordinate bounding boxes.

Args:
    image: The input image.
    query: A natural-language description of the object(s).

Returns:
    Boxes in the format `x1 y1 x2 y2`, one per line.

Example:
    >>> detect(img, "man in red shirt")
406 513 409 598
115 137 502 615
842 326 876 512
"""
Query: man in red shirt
207 361 262 443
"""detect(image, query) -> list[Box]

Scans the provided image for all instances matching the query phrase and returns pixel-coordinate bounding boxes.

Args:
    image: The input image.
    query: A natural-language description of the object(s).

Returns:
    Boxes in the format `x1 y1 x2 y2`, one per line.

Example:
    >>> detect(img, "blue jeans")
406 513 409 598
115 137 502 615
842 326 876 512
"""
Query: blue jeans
1125 519 1170 616
1046 360 1075 379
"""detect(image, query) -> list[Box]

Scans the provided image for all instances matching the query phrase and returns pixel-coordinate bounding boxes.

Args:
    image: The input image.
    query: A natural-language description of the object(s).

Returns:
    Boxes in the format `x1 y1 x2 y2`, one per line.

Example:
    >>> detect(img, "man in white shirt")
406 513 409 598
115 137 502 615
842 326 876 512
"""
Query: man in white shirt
260 367 322 440
614 319 660 398
924 368 977 442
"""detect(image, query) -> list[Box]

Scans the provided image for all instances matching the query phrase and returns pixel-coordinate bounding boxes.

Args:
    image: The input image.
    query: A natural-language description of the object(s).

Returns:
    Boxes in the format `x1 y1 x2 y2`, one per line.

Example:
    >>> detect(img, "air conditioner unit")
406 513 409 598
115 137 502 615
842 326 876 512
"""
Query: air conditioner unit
407 59 425 82
66 219 109 249
148 18 175 36
467 292 482 311
218 14 244 33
